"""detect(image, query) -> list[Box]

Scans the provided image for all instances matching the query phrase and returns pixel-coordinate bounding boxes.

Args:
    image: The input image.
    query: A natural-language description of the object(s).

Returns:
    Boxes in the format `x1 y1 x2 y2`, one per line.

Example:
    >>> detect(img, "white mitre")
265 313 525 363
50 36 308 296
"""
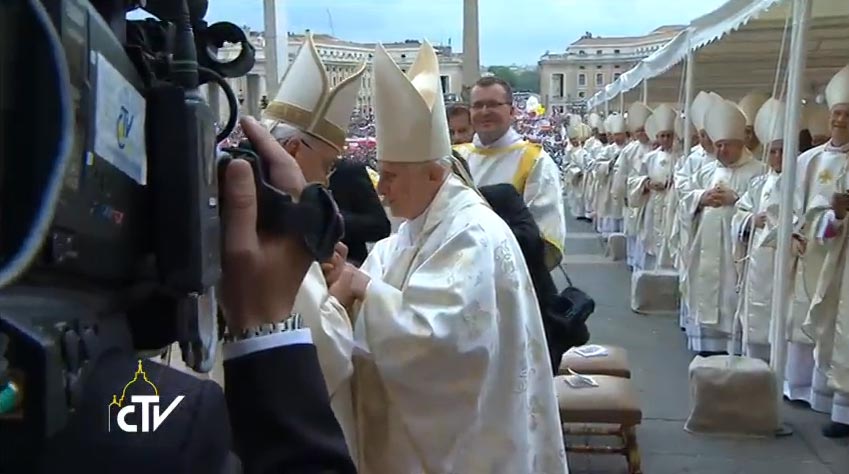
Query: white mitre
646 104 676 141
577 123 592 141
627 102 652 132
567 123 581 140
700 93 725 138
737 92 769 126
589 113 605 132
803 103 830 137
705 100 747 142
754 98 787 144
825 64 849 109
606 114 626 134
690 91 712 131
263 32 366 152
373 40 451 163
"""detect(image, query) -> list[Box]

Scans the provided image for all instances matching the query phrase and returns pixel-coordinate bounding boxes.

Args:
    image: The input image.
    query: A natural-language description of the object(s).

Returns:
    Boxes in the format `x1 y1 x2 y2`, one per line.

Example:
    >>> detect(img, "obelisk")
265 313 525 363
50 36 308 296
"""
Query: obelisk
263 0 288 100
462 0 480 101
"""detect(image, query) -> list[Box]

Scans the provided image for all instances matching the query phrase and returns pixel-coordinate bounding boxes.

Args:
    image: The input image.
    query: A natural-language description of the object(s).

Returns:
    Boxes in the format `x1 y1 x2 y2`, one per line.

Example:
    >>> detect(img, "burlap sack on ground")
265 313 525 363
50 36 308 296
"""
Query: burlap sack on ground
606 232 627 261
630 269 679 314
685 355 778 437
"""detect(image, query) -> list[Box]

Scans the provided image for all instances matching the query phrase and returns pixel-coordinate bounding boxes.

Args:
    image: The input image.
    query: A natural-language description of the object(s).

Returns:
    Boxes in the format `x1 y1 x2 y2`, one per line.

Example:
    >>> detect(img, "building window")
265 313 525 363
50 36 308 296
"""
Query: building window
614 49 620 54
596 73 604 86
614 64 621 69
596 50 603 55
578 91 585 98
578 50 586 55
578 73 586 87
579 65 585 70
596 65 602 69
440 75 450 92
551 73 564 97
614 73 621 80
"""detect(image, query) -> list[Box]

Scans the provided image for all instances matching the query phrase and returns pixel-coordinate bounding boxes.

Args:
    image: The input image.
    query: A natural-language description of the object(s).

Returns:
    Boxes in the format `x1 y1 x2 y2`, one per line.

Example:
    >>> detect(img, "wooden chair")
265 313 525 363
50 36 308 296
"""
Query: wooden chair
558 344 632 378
556 374 643 474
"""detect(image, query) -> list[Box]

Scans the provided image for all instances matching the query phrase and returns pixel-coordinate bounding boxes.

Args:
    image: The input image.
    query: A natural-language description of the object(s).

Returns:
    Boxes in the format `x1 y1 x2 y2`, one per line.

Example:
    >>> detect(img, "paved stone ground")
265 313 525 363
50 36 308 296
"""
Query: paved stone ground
554 216 849 474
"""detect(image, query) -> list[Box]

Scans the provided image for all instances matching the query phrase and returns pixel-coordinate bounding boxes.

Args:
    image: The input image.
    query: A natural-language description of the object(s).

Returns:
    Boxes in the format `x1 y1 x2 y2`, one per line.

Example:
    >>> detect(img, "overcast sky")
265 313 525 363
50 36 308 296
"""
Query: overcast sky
198 0 729 65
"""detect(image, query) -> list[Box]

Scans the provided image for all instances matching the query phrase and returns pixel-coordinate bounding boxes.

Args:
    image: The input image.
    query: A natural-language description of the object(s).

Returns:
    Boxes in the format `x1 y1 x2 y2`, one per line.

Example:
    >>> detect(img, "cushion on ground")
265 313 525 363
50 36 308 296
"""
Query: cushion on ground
559 345 631 378
630 269 679 315
556 374 642 425
685 355 779 436
605 232 627 261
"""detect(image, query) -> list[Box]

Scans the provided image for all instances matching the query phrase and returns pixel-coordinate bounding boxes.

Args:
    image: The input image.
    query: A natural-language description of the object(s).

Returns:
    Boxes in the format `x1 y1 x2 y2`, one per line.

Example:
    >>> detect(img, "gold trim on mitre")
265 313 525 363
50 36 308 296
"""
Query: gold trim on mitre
263 32 365 151
373 41 452 163
825 64 849 110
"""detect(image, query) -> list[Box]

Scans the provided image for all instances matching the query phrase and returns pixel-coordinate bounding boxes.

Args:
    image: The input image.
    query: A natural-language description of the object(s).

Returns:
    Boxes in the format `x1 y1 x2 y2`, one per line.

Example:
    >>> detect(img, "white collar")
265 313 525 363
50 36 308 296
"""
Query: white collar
472 128 523 149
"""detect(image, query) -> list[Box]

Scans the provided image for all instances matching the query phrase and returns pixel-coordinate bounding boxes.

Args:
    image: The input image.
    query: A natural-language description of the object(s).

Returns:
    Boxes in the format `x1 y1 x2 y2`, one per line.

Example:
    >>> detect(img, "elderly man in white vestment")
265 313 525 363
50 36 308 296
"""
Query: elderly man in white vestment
731 98 802 362
564 121 589 217
582 113 607 221
794 64 849 438
324 41 569 473
627 104 679 271
682 100 766 355
261 32 366 458
614 103 654 269
454 76 566 269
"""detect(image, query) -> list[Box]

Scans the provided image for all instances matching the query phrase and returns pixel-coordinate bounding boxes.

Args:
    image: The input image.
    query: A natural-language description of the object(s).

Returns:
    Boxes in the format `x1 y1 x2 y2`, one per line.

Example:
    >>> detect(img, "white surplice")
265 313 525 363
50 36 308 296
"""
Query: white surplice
582 136 604 218
352 175 568 474
796 141 849 422
293 264 359 459
682 151 766 352
455 129 567 269
731 170 782 361
565 145 589 217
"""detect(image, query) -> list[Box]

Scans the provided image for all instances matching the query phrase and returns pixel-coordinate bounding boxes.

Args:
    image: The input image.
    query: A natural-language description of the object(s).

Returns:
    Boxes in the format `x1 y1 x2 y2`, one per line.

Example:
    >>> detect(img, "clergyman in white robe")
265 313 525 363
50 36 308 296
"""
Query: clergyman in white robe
682 99 766 353
343 42 569 472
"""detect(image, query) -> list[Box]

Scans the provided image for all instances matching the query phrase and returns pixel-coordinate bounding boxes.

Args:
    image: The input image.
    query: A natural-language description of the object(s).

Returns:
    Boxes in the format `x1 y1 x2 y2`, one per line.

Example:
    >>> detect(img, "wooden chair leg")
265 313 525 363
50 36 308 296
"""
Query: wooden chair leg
623 425 642 474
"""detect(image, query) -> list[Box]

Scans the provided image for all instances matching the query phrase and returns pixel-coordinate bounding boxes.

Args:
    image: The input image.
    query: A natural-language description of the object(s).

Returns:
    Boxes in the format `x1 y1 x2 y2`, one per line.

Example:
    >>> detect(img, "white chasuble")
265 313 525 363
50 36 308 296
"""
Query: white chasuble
797 143 849 394
352 175 568 474
565 146 589 217
616 140 652 236
293 263 358 460
582 137 604 215
628 148 677 265
731 171 782 357
594 142 625 219
684 152 765 351
455 129 566 269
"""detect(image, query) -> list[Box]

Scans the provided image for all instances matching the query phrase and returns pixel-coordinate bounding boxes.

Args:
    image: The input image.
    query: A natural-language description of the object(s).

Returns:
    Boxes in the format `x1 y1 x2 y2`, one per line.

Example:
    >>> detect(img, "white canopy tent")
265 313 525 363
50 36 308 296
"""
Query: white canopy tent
587 0 849 108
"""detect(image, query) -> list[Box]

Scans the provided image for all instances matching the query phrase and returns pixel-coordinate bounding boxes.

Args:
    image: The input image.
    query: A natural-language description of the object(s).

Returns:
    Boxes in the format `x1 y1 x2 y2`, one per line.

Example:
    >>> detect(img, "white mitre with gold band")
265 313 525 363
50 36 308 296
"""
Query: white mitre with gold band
825 63 849 109
606 114 626 134
373 41 452 163
263 32 366 152
737 92 769 126
706 100 747 142
646 104 676 141
589 113 605 132
690 91 712 132
754 98 787 144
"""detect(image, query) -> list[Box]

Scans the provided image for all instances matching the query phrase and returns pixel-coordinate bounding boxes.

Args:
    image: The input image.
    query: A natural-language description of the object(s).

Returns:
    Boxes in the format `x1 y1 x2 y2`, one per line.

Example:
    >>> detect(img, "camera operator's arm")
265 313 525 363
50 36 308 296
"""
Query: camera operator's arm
219 117 356 474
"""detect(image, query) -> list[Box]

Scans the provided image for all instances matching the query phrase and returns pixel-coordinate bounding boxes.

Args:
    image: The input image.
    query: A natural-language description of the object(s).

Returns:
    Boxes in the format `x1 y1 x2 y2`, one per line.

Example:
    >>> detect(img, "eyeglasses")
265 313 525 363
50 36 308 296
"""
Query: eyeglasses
470 101 510 110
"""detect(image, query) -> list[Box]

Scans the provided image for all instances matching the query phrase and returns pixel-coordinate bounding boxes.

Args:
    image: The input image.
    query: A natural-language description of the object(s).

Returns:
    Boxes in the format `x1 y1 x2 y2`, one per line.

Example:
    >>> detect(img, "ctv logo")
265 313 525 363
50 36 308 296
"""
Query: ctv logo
107 360 184 433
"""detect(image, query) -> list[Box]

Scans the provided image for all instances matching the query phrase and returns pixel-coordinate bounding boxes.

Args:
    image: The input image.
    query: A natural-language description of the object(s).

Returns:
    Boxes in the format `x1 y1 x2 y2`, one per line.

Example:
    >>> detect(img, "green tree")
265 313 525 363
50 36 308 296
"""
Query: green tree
485 66 540 94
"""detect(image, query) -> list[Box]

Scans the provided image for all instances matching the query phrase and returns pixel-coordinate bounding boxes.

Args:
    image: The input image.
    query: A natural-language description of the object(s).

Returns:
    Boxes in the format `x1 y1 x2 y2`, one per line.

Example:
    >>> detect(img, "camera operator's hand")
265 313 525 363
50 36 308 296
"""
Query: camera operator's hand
220 117 313 331
321 242 349 287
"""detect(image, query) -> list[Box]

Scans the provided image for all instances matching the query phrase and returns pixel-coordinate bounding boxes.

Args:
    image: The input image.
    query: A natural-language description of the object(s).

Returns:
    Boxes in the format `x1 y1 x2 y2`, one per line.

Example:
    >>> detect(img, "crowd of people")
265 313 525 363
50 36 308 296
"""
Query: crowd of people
559 66 849 439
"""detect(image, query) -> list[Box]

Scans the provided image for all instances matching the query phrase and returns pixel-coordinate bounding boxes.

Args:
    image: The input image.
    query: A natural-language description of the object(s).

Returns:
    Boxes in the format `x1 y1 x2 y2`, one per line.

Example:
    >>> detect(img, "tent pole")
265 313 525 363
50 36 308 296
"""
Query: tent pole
770 0 810 433
642 79 648 104
682 41 695 154
619 93 624 114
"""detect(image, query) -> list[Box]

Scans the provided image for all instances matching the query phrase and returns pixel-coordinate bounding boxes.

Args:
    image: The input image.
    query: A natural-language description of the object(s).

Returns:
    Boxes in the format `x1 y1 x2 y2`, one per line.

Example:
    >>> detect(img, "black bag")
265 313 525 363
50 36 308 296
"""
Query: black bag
541 266 594 374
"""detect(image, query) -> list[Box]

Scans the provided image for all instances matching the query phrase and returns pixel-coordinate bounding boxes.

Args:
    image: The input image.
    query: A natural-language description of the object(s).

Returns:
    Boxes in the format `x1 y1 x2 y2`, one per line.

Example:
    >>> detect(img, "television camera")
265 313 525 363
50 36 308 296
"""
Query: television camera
0 0 327 470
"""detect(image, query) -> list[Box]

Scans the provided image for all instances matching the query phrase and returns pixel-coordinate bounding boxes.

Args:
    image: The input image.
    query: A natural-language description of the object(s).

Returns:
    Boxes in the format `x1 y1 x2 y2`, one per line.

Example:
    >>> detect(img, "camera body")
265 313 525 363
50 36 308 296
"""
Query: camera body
0 1 255 469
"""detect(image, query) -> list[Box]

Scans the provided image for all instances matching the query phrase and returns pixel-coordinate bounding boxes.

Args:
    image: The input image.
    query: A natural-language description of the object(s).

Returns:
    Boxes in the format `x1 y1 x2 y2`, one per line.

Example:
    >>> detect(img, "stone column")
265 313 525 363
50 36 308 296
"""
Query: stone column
246 74 261 119
461 0 480 101
263 0 289 99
